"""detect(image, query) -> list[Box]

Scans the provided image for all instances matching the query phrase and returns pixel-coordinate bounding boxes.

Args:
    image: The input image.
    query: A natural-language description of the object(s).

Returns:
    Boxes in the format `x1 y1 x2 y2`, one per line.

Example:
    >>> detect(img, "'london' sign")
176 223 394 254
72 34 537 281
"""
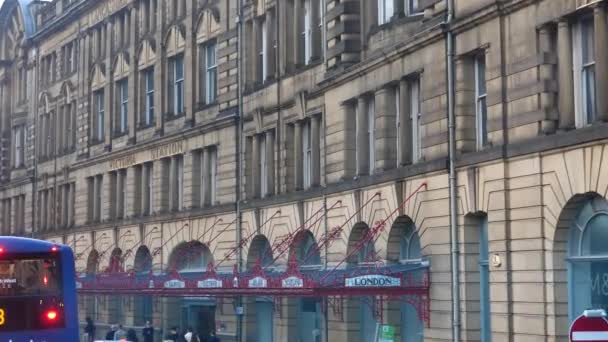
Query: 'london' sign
345 275 401 288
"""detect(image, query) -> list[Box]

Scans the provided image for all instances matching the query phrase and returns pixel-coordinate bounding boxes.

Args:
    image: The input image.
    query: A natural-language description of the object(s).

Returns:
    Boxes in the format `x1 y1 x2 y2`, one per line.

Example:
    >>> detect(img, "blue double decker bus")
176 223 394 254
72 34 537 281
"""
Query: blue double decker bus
0 237 79 341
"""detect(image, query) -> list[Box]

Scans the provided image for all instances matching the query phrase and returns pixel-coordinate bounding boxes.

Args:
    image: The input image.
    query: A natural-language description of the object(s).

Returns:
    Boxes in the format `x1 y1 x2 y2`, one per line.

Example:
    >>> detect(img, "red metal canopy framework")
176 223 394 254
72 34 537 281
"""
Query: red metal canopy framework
76 183 431 325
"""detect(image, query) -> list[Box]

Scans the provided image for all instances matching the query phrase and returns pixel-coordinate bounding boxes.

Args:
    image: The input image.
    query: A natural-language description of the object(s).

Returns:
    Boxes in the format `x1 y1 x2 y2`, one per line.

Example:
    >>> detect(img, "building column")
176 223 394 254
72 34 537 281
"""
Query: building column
294 123 303 190
68 183 75 227
141 165 149 215
341 101 357 178
399 79 412 165
538 25 558 134
266 129 275 196
595 4 608 121
169 157 177 211
375 86 397 170
252 135 261 198
266 8 276 79
311 116 321 186
104 19 114 149
557 20 574 130
128 5 138 143
293 0 302 66
154 1 165 134
356 96 369 175
184 0 195 126
201 148 210 206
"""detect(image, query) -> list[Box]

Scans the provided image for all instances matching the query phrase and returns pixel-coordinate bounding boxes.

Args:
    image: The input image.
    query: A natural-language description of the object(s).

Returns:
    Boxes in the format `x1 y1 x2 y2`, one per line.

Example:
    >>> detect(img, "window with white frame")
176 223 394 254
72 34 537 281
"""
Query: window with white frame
259 134 268 197
143 67 155 126
411 77 421 162
304 0 312 64
378 0 394 25
203 41 217 104
573 16 596 127
95 90 105 141
367 97 376 175
169 54 184 115
260 18 268 82
302 120 312 189
406 0 421 15
13 125 24 168
474 54 488 150
117 79 128 134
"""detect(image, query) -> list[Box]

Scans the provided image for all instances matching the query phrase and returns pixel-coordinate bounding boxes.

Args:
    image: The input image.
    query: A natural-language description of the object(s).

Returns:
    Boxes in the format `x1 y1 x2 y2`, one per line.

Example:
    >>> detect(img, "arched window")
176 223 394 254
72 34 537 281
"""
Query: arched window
169 241 213 272
568 197 608 319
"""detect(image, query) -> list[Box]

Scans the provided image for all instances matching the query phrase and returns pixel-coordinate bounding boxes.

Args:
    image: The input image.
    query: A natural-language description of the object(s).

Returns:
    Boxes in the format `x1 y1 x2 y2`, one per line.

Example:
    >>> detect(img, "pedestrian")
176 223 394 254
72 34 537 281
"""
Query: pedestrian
106 324 118 341
207 331 220 342
191 333 201 342
165 326 179 342
84 316 96 342
184 327 193 342
142 321 154 342
114 324 128 340
126 328 139 342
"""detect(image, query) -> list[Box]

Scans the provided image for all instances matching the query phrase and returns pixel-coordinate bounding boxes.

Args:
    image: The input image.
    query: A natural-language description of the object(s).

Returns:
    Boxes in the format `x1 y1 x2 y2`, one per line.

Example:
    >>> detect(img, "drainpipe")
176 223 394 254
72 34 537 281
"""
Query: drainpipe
445 0 460 341
235 0 245 340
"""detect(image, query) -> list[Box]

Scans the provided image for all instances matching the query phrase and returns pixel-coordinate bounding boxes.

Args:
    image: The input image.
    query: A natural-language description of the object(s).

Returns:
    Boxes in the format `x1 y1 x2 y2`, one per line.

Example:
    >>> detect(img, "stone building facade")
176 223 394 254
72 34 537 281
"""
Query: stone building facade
0 0 607 340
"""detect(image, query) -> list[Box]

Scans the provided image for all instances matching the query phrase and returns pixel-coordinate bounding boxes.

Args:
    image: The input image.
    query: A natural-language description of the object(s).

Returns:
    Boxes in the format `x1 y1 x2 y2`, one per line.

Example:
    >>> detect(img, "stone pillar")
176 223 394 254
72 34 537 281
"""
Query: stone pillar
128 5 138 143
294 122 303 189
399 79 412 165
104 19 114 149
266 130 275 195
154 2 165 133
252 135 261 198
375 86 397 170
356 97 369 175
266 8 276 79
342 101 357 178
169 157 177 211
68 183 75 227
311 116 321 186
184 0 195 126
293 0 302 66
595 4 608 121
202 148 210 206
557 20 575 130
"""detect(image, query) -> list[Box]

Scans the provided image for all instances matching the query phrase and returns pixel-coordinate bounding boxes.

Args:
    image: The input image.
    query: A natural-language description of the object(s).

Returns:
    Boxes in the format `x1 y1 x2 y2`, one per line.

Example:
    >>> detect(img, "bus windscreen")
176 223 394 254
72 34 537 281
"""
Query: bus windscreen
0 255 62 296
0 254 65 331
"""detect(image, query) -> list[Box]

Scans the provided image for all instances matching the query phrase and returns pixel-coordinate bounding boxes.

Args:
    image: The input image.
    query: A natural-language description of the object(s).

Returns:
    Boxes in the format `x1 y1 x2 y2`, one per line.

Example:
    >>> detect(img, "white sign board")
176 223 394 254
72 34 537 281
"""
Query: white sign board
248 276 268 288
197 279 223 288
282 276 304 288
164 279 186 289
345 275 401 288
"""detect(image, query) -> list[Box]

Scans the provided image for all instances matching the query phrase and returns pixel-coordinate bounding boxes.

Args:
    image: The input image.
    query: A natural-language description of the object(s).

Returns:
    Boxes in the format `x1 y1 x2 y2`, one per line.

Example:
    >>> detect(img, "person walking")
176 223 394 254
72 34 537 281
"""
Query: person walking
207 331 220 342
142 321 154 342
114 324 128 340
184 327 193 342
106 325 118 341
84 317 96 342
165 326 179 342
126 328 139 342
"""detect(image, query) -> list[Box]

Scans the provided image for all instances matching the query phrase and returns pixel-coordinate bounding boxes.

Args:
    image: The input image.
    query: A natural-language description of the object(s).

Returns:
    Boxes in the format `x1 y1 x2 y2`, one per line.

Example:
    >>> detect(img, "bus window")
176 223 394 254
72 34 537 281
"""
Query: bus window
0 256 62 297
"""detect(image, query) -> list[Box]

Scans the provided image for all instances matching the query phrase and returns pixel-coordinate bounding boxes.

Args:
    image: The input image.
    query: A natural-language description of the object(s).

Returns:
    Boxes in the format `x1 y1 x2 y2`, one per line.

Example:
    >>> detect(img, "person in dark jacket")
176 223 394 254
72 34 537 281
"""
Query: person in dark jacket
105 324 117 340
165 326 179 342
142 321 154 342
126 328 139 342
84 317 96 342
207 331 220 342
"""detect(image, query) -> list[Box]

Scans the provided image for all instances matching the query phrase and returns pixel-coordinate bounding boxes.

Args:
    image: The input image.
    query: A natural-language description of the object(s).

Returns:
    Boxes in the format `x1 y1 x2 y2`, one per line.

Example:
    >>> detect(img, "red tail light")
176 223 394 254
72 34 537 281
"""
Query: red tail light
45 310 58 321
51 246 58 252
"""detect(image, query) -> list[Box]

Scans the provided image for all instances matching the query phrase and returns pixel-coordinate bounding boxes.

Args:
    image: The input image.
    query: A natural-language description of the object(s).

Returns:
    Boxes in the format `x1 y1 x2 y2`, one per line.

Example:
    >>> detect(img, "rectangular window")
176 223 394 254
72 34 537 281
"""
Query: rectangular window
95 90 105 141
117 79 128 134
205 42 217 104
116 169 127 219
411 77 421 163
304 0 312 64
200 147 218 207
109 171 118 219
259 134 267 197
574 16 596 127
94 175 102 222
170 156 183 211
87 177 94 223
260 18 268 82
173 55 184 115
209 147 217 205
406 0 421 15
378 0 393 25
367 98 376 175
144 68 155 125
13 125 24 168
474 54 487 150
302 120 312 189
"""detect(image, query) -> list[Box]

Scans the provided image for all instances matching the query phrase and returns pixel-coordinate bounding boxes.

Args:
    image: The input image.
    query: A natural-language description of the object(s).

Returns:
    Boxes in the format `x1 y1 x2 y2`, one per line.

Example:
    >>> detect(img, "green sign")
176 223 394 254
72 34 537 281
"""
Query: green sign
378 324 395 342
